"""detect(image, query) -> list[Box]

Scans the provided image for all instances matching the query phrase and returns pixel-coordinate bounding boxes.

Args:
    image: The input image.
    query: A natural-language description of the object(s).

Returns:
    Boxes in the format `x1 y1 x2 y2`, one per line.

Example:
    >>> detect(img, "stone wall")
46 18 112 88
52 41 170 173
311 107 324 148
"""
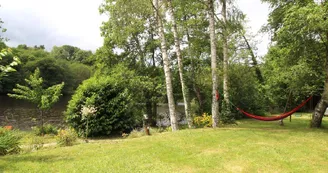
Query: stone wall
0 95 69 130
0 95 188 130
0 108 66 130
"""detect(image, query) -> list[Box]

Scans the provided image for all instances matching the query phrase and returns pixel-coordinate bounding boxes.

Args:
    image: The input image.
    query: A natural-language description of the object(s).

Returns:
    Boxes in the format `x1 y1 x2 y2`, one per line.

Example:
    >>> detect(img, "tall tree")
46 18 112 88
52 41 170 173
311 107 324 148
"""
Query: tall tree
221 0 233 122
207 0 219 127
153 0 179 131
262 0 328 127
241 34 264 84
166 0 193 128
99 0 163 125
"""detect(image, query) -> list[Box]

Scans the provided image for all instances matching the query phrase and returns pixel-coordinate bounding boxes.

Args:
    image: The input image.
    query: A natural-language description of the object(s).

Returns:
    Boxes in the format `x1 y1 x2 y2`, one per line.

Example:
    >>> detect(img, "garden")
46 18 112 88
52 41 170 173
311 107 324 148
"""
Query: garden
1 0 328 172
0 115 327 172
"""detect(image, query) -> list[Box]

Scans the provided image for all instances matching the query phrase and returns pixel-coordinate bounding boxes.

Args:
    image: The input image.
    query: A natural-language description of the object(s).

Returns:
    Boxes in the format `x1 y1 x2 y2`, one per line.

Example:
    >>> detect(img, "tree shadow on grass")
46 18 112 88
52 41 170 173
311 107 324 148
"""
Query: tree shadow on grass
0 154 72 172
6 154 71 162
232 118 328 134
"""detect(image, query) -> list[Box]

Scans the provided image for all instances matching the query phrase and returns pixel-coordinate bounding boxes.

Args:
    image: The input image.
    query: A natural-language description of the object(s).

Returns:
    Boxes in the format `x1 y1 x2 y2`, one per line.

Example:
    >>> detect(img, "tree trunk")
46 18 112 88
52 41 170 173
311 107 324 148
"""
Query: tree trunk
311 38 328 127
153 0 178 131
207 0 219 127
222 0 233 122
241 34 264 83
194 87 204 114
311 96 327 128
152 101 157 126
186 28 204 114
146 99 153 124
167 0 193 128
311 82 328 128
40 109 44 135
311 32 328 127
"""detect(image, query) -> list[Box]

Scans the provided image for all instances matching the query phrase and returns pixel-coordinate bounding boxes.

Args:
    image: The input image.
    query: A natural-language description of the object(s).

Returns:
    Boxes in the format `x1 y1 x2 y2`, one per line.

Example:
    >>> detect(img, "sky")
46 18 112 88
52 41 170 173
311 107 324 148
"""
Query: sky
0 0 270 55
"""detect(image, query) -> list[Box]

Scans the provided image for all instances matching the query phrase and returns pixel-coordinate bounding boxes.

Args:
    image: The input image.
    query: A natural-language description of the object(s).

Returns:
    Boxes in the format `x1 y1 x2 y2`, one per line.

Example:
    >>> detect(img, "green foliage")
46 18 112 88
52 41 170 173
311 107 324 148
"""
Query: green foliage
0 128 21 155
228 64 267 116
8 68 64 110
193 113 213 128
13 45 49 63
24 57 91 94
0 44 91 95
32 124 58 136
0 48 20 80
261 0 328 110
56 128 78 147
8 68 64 130
50 45 93 64
65 72 143 136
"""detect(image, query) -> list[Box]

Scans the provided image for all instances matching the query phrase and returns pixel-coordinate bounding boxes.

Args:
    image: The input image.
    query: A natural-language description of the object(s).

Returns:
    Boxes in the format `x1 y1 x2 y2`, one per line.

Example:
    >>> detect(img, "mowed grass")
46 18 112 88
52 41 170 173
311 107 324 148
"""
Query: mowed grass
1 114 328 173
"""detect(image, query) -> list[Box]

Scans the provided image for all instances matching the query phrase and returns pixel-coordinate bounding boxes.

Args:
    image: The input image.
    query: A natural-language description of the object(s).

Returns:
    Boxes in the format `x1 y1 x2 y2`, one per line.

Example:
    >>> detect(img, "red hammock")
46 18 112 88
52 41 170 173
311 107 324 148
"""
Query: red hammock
237 96 312 121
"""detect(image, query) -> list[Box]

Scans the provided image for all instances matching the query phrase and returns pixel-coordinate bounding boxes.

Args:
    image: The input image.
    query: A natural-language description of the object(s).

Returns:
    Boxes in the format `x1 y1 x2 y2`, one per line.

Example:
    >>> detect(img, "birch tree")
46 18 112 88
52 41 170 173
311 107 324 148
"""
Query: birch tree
166 0 193 128
152 0 179 131
207 0 219 127
221 0 235 123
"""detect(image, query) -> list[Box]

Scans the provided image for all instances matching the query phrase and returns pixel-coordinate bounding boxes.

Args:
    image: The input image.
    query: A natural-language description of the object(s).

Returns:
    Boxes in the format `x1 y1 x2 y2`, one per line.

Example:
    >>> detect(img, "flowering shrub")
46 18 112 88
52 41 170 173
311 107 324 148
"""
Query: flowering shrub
65 76 139 136
81 105 97 141
193 113 213 128
81 106 97 117
56 128 77 147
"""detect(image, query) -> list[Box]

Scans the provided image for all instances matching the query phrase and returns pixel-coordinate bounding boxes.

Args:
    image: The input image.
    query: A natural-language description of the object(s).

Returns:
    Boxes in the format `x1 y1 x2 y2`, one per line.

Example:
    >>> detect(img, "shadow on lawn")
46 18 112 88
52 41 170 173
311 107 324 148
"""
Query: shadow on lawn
0 154 72 172
231 117 328 134
7 154 71 163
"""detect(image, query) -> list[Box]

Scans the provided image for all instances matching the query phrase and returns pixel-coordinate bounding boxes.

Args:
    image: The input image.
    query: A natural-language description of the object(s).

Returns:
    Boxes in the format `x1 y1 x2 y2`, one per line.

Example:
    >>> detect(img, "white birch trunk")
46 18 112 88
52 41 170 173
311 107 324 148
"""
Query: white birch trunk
167 0 193 128
208 0 219 127
153 0 178 131
222 0 232 121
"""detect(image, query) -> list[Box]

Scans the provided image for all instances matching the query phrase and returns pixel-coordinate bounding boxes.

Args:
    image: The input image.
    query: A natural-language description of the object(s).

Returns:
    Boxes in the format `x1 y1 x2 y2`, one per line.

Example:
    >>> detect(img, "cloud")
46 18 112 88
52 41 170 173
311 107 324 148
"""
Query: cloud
237 0 271 56
0 0 105 51
0 0 270 55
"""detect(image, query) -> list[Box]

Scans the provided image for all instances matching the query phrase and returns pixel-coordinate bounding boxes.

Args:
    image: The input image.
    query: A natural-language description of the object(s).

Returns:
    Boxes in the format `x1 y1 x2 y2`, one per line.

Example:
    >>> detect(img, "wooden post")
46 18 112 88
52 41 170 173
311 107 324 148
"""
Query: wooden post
143 114 150 136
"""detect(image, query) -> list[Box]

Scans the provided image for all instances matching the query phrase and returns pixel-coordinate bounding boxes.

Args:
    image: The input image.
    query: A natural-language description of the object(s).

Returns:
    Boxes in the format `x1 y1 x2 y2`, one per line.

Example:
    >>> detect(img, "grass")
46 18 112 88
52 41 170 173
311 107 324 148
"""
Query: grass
1 114 328 173
18 131 57 145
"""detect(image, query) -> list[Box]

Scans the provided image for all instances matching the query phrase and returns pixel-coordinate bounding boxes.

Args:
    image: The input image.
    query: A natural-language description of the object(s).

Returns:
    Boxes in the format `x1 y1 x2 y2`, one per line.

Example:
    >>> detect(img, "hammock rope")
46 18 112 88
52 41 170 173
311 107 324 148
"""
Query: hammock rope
236 96 312 121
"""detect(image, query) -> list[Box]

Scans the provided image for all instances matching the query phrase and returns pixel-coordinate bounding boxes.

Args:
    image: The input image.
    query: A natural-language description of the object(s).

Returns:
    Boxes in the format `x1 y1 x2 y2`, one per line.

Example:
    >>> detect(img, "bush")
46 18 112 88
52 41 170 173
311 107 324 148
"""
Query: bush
56 128 77 147
193 113 213 128
32 124 58 136
65 75 141 137
0 127 21 155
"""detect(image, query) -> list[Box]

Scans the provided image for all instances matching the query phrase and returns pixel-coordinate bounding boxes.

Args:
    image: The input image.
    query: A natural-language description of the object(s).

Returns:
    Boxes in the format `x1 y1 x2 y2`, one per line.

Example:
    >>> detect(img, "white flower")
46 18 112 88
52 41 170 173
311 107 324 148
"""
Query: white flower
81 105 97 117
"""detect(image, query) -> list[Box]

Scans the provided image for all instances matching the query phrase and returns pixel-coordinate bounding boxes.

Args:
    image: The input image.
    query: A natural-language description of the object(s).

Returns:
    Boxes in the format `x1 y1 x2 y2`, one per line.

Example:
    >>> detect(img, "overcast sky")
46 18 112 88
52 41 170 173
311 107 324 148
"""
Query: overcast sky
0 0 270 55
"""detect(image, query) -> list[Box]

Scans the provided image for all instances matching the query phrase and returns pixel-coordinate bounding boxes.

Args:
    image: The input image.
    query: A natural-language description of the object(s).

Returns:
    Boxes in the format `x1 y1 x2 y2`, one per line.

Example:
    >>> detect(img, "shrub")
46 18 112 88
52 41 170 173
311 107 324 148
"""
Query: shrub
56 128 77 147
32 124 58 136
193 113 213 128
65 75 141 137
0 127 21 155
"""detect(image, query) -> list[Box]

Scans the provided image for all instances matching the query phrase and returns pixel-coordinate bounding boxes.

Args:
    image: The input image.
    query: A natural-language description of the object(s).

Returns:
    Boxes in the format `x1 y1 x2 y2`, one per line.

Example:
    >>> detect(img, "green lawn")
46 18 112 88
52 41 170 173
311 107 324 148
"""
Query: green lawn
1 114 328 173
